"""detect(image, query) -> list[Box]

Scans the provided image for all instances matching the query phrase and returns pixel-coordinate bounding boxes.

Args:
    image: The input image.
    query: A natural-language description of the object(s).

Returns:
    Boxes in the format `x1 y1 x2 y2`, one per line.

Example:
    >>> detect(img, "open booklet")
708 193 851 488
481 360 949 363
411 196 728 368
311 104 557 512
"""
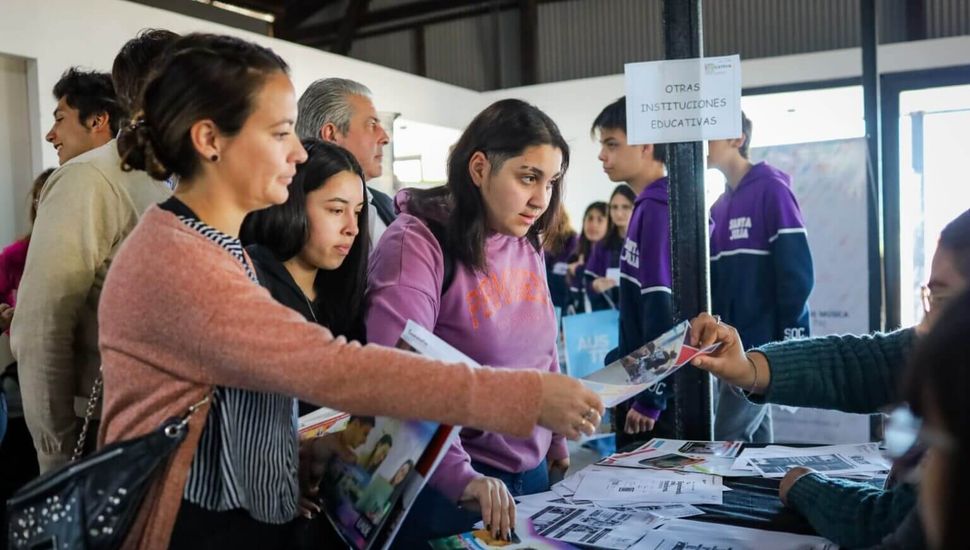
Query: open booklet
580 320 720 407
306 321 477 550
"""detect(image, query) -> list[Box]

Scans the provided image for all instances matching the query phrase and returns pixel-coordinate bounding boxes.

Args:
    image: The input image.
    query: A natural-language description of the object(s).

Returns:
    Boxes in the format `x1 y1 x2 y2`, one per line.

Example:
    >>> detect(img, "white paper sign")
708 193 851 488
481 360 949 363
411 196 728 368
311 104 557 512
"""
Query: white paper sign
624 55 742 144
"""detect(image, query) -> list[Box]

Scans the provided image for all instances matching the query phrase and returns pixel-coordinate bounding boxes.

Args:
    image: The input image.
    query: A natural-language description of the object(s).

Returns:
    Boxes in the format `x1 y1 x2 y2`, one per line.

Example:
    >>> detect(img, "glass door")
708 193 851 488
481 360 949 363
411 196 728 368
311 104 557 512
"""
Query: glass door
894 82 970 327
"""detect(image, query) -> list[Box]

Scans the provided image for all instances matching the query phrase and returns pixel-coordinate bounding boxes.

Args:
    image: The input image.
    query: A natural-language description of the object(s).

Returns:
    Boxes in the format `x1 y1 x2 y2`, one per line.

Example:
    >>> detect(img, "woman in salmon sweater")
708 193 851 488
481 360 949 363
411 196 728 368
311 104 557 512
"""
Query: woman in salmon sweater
97 34 602 549
366 99 575 543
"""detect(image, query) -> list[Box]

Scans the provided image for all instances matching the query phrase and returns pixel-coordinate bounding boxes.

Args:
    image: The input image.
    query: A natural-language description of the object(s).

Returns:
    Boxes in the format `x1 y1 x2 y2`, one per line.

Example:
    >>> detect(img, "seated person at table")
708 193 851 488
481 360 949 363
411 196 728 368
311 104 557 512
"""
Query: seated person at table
904 288 970 550
367 99 600 544
687 208 970 548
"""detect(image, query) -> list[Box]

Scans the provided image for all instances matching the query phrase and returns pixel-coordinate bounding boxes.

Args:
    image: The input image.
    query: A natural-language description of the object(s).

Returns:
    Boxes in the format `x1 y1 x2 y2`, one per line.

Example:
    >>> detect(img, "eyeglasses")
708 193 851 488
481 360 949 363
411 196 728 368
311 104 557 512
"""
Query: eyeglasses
920 285 953 315
884 406 955 459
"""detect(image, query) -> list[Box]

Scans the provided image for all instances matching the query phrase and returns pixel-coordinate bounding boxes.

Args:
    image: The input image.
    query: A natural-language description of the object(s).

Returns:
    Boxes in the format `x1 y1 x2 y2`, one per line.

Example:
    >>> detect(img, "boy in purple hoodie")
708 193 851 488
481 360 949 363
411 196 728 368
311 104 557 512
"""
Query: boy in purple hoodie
593 97 676 448
707 111 814 443
366 99 595 544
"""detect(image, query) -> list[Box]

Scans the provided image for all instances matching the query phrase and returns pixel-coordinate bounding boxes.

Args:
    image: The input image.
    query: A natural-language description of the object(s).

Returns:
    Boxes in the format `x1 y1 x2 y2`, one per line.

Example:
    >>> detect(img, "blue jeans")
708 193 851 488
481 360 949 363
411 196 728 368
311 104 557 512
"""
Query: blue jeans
714 380 773 443
471 458 550 497
390 459 549 548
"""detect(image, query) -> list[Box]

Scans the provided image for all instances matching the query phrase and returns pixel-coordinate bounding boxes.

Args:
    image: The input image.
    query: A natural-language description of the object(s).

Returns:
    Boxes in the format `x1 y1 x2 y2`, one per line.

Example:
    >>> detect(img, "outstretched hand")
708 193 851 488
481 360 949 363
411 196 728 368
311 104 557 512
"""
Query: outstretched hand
538 373 604 440
688 313 768 393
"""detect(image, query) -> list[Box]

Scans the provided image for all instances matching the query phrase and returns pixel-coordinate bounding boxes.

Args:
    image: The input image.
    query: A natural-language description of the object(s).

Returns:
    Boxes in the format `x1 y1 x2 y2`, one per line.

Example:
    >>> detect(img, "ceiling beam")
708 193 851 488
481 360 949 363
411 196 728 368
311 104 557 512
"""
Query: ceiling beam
332 0 371 54
412 25 427 77
289 0 503 43
904 0 927 41
276 0 337 38
519 0 538 85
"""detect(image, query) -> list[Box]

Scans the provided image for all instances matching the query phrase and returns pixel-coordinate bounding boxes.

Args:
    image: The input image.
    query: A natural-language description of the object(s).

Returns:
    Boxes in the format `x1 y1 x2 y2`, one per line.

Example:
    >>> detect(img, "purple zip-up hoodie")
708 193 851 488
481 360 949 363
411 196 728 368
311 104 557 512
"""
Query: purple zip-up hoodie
365 192 567 502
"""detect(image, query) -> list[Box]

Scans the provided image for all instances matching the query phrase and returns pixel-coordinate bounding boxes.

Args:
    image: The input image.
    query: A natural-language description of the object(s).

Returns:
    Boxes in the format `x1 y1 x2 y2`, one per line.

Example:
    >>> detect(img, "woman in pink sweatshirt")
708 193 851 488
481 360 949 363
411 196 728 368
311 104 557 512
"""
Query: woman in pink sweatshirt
366 99 574 544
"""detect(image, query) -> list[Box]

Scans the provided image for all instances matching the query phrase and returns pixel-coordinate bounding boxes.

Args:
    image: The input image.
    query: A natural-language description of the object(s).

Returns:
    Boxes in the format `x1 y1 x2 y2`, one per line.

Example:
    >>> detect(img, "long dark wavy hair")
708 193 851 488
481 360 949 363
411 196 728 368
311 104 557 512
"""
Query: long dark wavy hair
406 99 570 272
240 139 369 340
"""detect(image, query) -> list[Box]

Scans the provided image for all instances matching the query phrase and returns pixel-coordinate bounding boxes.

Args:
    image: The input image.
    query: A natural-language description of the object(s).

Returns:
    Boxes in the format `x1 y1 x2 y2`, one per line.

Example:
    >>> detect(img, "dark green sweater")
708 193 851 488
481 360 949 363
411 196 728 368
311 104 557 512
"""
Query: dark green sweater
751 328 918 548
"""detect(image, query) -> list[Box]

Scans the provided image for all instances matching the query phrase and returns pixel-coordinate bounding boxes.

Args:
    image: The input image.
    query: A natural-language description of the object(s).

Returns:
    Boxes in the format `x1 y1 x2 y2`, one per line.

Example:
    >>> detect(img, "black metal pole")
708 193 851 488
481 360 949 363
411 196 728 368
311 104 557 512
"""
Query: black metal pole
861 0 885 332
662 0 713 441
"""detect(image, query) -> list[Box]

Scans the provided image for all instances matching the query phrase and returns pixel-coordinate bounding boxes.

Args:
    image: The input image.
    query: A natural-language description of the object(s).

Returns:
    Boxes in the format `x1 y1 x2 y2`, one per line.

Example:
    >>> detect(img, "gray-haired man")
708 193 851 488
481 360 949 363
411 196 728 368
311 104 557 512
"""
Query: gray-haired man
296 78 395 248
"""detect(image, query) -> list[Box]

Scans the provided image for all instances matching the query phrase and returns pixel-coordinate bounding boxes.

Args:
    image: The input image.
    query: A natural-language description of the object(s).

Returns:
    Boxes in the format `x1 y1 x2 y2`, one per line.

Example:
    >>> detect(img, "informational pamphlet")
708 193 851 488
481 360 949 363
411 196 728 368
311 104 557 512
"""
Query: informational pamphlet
529 505 663 550
630 518 837 550
318 321 477 550
298 406 349 441
581 321 720 407
597 439 750 477
733 442 891 478
571 466 726 505
429 527 576 549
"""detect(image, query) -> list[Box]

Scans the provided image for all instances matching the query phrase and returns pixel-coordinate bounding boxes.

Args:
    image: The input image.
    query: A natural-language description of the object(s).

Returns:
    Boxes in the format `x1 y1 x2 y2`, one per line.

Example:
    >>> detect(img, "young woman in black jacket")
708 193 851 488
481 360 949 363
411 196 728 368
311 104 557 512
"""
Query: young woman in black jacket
241 138 370 403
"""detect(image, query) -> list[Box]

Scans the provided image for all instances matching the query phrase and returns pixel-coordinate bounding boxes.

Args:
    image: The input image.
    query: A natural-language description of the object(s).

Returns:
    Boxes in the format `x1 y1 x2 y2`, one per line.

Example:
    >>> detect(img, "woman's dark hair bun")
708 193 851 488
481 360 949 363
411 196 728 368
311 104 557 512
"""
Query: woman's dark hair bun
118 114 172 181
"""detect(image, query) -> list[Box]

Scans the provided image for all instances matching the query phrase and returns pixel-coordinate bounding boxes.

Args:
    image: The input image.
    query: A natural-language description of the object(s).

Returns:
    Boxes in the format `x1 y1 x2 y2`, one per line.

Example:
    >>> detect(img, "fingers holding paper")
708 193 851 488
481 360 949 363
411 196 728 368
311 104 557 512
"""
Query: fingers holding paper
538 373 605 440
688 314 750 383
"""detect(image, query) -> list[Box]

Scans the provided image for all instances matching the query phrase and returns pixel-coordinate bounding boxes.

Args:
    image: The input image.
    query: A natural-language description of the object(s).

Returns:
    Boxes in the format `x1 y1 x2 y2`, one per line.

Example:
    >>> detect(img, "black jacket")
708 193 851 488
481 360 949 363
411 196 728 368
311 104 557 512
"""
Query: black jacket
247 244 319 323
369 186 397 227
248 245 327 417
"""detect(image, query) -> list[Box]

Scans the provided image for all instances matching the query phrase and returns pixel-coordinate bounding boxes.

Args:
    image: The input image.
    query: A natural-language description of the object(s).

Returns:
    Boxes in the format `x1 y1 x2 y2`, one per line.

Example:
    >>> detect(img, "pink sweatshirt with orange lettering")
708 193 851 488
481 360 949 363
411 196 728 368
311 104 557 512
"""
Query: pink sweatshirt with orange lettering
366 193 567 502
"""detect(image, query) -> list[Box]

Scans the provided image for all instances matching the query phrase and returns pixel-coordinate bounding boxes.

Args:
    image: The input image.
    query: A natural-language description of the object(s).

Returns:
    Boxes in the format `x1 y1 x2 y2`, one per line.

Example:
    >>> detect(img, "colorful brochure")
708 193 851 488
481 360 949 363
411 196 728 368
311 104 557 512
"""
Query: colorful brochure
318 321 475 549
581 321 720 407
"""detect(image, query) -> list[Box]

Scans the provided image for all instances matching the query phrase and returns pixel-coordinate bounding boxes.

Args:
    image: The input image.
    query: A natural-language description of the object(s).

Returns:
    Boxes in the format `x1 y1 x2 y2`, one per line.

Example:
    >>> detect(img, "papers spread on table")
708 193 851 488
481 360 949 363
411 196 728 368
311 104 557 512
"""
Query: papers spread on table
733 442 892 478
498 456 841 550
597 438 751 477
629 518 838 550
580 321 720 407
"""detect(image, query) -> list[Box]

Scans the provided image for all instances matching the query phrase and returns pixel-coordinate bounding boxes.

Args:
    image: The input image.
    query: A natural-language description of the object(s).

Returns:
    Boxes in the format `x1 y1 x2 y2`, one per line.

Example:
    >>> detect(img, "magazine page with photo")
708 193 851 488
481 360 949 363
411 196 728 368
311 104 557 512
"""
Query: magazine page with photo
315 321 472 549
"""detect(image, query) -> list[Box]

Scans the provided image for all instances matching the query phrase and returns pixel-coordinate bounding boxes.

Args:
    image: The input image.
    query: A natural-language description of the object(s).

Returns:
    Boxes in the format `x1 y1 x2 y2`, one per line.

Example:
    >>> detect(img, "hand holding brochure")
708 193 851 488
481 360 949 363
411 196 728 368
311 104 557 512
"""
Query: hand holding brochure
581 321 720 407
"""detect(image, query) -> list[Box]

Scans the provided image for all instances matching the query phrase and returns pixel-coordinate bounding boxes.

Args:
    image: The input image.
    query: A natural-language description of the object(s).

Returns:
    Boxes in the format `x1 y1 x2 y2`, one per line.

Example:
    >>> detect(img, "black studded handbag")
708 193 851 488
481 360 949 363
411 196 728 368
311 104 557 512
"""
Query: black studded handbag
6 377 210 550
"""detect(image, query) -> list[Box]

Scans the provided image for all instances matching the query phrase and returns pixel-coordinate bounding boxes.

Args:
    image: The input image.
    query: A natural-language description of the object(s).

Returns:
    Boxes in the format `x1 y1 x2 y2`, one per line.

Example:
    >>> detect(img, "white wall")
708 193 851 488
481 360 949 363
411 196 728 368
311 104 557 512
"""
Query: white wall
481 35 970 222
0 0 486 176
0 54 32 243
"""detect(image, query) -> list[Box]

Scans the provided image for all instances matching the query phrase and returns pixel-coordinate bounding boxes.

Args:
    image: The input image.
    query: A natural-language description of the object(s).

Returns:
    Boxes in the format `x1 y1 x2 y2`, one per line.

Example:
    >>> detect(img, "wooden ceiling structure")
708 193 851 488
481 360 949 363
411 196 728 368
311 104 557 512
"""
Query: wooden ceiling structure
219 0 570 85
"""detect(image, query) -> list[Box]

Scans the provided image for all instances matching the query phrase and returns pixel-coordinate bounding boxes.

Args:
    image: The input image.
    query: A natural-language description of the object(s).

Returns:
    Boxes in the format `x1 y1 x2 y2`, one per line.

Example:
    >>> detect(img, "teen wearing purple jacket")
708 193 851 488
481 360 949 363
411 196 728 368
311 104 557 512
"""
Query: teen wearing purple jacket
366 99 595 544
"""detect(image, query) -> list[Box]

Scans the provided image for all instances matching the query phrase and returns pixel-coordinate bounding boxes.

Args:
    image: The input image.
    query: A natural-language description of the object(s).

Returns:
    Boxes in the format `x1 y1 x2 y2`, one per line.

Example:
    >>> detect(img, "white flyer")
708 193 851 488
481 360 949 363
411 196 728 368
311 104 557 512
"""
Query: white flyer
630 518 838 550
530 504 662 550
598 439 750 477
573 467 725 505
734 443 891 478
582 322 720 407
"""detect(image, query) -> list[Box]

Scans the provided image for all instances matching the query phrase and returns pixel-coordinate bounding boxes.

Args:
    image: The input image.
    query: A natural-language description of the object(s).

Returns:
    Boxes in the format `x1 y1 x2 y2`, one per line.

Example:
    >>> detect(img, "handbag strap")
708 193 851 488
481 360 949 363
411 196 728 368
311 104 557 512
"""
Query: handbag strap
73 375 103 462
72 373 214 462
